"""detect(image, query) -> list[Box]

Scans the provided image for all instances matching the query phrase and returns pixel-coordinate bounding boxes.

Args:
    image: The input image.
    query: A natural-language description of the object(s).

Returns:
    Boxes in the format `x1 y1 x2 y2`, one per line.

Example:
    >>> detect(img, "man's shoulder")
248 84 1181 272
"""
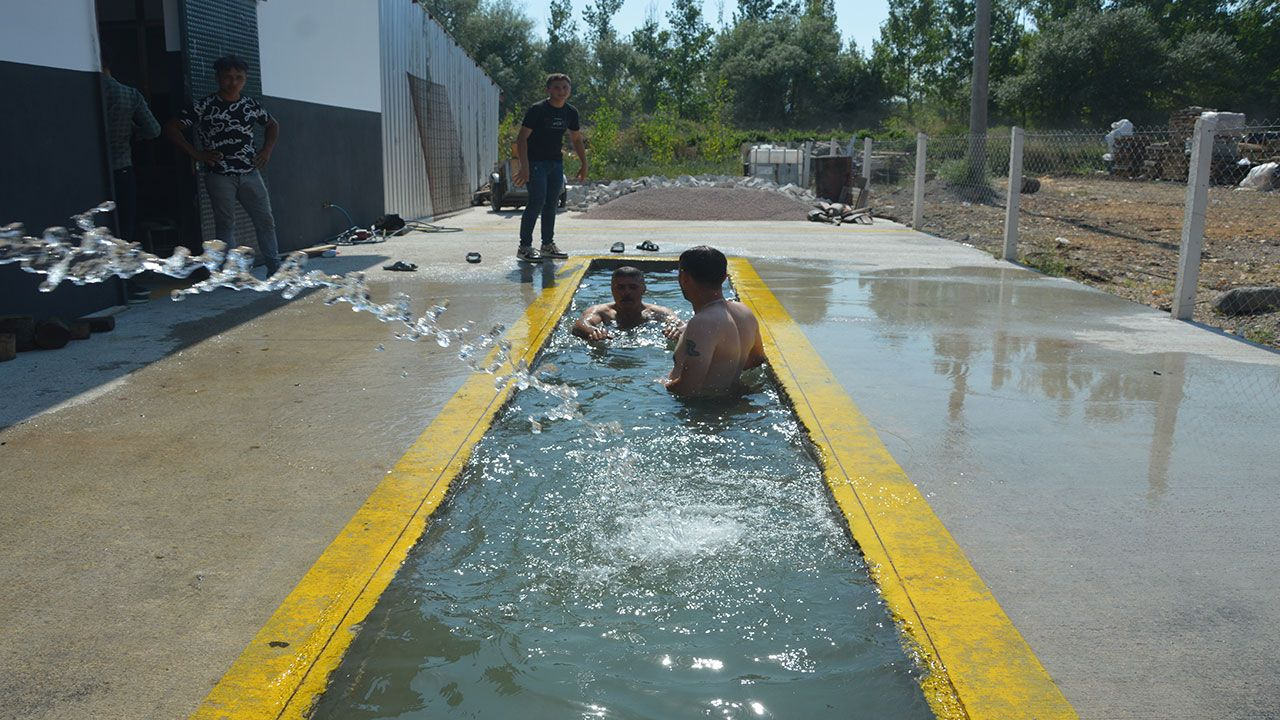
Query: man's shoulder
521 100 547 124
727 300 760 323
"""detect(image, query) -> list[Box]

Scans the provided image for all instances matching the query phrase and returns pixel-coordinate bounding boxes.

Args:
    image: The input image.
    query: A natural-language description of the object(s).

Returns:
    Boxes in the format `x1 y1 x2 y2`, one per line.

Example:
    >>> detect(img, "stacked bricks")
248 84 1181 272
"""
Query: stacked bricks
1139 107 1209 181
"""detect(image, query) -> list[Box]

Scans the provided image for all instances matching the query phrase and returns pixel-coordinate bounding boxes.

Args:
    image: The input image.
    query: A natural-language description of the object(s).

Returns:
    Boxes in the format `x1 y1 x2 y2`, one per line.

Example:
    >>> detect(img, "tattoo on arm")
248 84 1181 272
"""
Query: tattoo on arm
685 340 701 357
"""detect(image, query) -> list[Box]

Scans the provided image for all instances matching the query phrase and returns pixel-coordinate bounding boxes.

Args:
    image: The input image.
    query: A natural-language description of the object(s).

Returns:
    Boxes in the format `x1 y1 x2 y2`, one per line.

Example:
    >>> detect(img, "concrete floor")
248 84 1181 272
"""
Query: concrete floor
1 207 1278 719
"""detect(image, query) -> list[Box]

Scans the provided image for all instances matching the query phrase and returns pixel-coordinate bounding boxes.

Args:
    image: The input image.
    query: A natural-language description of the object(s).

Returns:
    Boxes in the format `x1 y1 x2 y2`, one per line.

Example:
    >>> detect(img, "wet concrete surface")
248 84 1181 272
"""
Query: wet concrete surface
755 260 1280 720
1 206 1277 719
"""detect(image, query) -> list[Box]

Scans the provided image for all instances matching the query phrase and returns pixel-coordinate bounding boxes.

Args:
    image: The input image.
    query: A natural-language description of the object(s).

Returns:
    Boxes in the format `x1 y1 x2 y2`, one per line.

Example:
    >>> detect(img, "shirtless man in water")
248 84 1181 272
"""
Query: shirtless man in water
665 246 766 396
573 266 681 341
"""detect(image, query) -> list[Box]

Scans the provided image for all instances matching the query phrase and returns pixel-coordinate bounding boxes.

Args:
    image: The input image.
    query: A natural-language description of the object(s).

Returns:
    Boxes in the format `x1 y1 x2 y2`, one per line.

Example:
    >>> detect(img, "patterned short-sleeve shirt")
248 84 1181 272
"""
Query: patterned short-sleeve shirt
178 93 273 175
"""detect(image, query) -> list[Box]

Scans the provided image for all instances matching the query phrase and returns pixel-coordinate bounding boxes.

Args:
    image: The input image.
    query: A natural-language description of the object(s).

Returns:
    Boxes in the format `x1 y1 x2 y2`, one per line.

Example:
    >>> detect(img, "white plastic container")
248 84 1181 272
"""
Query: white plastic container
748 145 802 185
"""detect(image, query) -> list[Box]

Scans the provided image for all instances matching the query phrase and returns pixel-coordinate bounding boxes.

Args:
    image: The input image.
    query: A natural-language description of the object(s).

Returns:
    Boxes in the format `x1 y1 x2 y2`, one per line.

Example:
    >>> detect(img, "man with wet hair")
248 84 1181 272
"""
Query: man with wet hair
165 54 281 275
511 73 587 263
665 246 766 396
573 266 682 341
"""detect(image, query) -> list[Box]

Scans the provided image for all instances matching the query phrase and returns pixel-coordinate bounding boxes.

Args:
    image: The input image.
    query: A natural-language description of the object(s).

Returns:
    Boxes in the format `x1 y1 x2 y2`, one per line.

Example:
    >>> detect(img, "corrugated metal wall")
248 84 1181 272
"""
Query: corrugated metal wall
379 0 498 220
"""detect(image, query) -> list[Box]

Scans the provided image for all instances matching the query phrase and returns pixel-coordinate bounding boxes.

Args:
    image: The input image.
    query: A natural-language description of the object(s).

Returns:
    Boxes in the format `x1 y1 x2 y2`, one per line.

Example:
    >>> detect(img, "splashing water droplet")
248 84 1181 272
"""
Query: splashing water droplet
0 203 584 427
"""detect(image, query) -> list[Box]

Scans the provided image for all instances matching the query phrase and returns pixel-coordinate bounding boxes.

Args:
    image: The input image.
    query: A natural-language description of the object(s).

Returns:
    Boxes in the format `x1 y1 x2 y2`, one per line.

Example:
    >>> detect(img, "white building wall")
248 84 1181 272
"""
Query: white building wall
258 0 381 112
379 0 498 219
0 1 99 72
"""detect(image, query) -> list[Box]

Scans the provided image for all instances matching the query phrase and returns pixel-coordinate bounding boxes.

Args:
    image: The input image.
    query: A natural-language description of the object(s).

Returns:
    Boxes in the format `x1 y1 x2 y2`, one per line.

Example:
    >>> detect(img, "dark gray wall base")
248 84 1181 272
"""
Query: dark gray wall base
262 96 384 252
0 61 123 320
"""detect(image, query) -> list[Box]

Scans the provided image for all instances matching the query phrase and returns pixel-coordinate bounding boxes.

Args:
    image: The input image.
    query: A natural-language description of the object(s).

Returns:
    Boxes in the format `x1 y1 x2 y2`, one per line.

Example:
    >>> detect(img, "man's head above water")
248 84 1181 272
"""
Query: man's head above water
610 266 647 308
678 246 727 290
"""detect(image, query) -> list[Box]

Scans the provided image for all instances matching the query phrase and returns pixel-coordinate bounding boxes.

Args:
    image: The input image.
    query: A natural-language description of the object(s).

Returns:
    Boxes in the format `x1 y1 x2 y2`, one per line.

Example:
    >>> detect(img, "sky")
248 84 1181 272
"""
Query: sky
525 0 892 57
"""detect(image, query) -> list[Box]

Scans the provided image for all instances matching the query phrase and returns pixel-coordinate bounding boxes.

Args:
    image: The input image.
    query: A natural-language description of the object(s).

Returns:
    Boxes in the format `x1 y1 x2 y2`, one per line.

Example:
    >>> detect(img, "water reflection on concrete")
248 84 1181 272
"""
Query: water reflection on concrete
755 260 1280 501
753 257 1280 719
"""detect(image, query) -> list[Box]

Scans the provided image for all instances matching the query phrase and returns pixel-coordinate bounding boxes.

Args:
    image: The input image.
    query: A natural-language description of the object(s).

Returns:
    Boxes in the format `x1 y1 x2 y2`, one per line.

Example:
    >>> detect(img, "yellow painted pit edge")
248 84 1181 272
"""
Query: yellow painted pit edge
729 257 1078 720
191 258 591 720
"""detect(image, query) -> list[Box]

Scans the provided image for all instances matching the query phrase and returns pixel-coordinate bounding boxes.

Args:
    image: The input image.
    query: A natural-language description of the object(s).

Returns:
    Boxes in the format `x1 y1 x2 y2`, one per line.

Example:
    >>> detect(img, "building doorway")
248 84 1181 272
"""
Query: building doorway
96 0 200 254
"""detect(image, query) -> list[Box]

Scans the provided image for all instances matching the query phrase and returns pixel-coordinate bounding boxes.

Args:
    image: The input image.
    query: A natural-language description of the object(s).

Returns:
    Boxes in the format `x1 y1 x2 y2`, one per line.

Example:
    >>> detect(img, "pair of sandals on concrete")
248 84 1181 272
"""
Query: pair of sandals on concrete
610 241 660 253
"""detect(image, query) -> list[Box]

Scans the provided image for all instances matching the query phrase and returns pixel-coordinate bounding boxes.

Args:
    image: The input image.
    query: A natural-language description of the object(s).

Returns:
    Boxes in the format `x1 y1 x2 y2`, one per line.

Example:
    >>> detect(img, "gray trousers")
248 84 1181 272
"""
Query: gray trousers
205 170 280 269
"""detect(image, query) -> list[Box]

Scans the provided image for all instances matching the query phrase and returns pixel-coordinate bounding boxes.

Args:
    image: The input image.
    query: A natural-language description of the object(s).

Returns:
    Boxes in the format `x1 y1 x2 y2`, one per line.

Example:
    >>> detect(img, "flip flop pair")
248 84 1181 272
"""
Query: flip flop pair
636 241 659 252
383 261 418 272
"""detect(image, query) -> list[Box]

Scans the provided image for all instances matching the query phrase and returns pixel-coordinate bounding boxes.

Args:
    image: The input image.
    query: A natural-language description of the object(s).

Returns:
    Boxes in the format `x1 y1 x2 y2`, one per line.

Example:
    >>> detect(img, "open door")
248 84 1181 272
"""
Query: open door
96 0 198 254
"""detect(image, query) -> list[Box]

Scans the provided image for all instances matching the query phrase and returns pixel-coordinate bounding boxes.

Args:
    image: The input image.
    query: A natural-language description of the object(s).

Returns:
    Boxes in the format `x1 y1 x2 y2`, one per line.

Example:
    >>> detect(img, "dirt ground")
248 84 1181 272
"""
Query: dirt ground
876 175 1280 348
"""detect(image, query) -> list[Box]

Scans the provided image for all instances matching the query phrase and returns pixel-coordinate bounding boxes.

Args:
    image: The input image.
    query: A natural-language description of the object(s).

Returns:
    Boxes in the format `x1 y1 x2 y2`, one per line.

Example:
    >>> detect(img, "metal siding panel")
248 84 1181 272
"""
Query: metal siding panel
378 0 496 220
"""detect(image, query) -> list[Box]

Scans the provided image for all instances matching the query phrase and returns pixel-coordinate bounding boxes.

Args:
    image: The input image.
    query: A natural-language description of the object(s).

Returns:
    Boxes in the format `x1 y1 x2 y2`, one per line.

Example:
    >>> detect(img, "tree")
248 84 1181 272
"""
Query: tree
1165 30 1245 110
629 14 671 115
872 0 947 113
453 0 545 112
582 0 632 111
826 42 890 128
995 7 1167 126
1233 0 1280 116
712 16 807 124
420 0 479 39
544 0 582 78
667 0 714 118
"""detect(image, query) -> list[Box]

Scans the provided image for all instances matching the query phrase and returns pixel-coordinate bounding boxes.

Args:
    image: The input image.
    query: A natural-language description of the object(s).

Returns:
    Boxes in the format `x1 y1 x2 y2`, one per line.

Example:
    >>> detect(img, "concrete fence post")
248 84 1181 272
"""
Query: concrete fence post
912 133 927 230
1171 115 1217 321
862 137 873 190
1002 126 1025 261
802 140 813 188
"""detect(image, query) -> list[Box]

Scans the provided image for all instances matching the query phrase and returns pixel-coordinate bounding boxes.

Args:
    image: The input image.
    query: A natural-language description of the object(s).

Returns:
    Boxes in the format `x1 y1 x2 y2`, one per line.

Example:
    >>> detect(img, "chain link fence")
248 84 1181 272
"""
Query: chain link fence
863 115 1280 349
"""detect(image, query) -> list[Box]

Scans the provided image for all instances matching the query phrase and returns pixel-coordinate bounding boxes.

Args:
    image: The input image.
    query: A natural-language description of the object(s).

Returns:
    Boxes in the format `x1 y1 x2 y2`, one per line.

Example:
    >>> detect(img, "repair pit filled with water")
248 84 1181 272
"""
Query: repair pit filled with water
312 266 933 719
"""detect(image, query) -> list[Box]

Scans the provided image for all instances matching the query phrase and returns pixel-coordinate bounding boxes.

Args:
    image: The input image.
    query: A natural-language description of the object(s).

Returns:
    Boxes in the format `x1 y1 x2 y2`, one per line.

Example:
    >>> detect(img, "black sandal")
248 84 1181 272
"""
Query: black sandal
636 241 659 252
382 260 418 271
465 252 482 264
610 242 625 253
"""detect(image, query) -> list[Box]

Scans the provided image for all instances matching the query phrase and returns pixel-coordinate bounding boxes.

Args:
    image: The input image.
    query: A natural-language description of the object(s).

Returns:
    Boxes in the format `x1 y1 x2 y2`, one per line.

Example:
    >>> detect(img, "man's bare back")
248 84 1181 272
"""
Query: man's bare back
667 299 765 395
665 246 765 397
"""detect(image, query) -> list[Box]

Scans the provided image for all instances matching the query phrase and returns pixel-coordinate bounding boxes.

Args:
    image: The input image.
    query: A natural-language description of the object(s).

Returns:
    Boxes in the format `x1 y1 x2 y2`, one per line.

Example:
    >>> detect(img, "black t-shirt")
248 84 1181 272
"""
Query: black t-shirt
178 93 273 174
521 100 579 161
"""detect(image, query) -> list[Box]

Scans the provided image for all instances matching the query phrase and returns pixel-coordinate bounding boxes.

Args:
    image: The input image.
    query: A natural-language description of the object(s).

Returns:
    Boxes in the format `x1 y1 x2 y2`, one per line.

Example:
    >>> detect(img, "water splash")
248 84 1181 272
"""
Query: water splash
0 203 579 422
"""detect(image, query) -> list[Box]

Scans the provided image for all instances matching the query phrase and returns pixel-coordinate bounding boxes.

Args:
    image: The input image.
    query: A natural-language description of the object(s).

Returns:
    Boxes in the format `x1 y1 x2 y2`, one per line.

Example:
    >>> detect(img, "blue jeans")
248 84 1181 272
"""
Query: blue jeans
205 169 280 270
519 160 563 247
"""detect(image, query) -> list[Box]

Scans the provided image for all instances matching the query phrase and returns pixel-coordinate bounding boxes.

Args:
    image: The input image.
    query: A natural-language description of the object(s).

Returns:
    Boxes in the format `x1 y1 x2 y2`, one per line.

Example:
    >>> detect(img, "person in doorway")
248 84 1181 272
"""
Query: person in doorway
573 266 683 341
101 49 162 302
101 49 161 244
511 73 587 263
665 246 767 397
164 55 281 275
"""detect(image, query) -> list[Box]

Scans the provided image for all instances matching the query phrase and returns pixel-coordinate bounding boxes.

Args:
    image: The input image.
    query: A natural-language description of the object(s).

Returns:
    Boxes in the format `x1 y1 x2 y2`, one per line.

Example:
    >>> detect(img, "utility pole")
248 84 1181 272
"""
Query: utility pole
967 0 991 191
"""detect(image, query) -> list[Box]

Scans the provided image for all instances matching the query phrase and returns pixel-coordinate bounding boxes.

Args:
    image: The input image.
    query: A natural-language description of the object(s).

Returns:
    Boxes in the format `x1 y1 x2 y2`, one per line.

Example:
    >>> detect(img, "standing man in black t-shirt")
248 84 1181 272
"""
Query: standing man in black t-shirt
164 55 281 275
512 73 587 263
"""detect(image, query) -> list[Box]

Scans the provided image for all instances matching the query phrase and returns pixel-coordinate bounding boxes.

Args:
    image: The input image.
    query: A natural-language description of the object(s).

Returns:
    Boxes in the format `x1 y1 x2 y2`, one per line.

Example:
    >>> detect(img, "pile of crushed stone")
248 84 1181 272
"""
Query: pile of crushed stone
581 186 812 221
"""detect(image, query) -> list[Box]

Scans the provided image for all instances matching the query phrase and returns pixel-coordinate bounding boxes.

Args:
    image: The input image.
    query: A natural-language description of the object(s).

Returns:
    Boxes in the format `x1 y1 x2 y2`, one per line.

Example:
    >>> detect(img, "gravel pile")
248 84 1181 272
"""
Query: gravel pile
581 186 812 221
567 174 817 215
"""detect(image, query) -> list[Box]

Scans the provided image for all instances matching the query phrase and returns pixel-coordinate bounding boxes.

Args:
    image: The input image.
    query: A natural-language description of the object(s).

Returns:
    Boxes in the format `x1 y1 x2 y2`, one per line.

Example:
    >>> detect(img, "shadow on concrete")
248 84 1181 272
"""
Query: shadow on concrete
0 253 388 430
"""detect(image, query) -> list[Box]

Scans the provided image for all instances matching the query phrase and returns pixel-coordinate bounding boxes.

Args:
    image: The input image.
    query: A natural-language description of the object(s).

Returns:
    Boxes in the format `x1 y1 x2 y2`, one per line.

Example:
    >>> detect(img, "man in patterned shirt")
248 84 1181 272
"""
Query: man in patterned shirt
164 55 281 274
